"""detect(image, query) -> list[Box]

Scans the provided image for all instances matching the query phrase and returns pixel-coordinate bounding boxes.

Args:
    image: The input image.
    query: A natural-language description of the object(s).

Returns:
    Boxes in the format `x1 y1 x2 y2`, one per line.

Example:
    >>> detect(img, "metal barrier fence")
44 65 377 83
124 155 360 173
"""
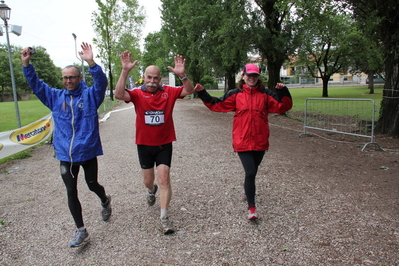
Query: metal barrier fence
301 98 381 151
98 97 121 115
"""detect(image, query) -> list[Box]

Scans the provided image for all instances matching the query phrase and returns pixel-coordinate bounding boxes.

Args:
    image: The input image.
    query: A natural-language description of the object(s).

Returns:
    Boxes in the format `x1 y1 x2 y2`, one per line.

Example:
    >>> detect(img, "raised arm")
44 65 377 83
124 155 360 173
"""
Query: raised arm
194 83 204 92
115 51 138 102
194 83 237 112
270 82 293 113
20 47 33 67
79 42 96 67
167 55 194 97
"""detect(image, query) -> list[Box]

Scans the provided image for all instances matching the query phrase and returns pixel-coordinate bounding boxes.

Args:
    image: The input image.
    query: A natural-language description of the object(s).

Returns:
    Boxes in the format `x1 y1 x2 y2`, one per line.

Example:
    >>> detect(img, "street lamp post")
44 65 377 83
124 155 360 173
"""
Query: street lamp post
72 33 85 82
0 0 21 128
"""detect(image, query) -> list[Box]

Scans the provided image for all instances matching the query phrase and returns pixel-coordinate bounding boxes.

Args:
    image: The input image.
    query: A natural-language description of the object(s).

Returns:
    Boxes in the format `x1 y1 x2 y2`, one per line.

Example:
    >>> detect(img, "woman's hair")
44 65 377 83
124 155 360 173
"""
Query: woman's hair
238 75 266 92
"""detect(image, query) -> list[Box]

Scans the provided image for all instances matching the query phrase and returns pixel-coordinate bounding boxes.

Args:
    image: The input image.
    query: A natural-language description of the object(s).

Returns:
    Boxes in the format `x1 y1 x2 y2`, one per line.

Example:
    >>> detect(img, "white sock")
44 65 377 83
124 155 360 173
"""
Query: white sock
160 209 168 219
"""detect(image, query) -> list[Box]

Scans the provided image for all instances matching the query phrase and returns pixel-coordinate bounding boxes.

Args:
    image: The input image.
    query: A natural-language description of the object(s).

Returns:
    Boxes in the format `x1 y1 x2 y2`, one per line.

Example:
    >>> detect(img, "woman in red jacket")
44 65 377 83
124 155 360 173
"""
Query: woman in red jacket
195 63 292 220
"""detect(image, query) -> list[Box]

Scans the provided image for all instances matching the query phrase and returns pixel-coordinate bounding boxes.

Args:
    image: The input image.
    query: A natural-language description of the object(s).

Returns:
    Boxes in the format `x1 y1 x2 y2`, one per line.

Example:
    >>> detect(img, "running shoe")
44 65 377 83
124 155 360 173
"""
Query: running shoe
147 184 158 206
248 205 258 220
101 195 112 221
70 228 89 247
160 217 175 234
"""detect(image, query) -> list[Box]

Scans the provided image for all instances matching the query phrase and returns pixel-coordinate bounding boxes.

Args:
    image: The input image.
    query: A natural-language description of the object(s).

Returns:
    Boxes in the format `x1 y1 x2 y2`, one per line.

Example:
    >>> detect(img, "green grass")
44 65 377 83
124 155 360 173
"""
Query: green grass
0 95 50 132
289 85 383 113
208 85 383 113
98 97 122 115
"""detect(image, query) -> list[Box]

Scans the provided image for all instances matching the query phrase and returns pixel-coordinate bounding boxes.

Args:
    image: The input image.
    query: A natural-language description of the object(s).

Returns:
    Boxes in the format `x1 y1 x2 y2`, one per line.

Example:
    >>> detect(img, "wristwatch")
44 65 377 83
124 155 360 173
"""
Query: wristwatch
179 75 188 81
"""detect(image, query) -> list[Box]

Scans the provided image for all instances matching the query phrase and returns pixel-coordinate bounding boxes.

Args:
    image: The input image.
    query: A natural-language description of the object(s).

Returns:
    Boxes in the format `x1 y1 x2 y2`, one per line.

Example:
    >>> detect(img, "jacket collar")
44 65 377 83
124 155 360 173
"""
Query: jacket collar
65 81 84 96
242 84 258 91
140 84 164 92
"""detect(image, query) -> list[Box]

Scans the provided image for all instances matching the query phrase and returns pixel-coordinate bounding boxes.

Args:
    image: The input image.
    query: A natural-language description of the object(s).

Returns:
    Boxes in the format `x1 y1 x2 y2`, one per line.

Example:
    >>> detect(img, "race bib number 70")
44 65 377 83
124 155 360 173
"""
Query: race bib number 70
145 110 165 126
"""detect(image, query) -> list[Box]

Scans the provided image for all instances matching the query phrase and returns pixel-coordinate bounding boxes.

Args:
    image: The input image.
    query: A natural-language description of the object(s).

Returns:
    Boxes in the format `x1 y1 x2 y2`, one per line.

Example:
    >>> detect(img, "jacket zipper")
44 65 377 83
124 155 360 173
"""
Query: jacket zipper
249 87 254 149
69 95 75 174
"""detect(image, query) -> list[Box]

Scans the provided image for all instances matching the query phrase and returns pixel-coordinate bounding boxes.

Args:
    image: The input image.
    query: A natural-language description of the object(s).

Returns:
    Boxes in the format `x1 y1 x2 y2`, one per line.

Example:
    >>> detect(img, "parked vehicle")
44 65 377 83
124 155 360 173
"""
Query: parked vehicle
366 74 385 84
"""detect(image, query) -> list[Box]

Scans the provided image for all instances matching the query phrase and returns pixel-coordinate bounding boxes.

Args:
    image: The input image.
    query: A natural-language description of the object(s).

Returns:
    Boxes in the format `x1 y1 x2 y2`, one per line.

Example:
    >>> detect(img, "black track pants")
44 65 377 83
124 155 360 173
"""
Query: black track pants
237 150 266 208
60 157 107 228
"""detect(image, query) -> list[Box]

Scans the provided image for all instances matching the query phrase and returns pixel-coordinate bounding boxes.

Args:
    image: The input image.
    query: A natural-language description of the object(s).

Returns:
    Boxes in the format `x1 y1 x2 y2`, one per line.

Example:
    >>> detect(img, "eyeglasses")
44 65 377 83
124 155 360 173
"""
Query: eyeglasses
61 76 80 81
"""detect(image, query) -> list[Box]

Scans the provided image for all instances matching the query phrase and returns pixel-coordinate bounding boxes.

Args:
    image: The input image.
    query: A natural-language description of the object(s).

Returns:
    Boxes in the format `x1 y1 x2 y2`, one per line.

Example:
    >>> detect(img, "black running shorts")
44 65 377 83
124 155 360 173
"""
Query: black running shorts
137 142 173 169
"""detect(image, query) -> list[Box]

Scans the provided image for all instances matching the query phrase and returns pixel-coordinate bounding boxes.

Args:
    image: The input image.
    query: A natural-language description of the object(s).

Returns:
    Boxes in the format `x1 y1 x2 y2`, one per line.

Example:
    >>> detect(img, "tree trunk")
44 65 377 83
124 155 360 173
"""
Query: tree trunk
367 69 374 94
187 59 203 87
322 76 330 97
108 62 114 101
267 60 281 91
227 72 236 91
375 51 399 137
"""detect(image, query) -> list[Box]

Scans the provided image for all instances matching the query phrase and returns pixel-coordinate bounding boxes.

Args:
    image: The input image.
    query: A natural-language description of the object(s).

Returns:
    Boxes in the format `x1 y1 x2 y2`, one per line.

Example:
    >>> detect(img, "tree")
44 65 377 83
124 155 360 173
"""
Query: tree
346 29 384 94
347 0 399 137
205 0 250 91
0 44 61 102
0 45 19 101
249 0 299 90
344 10 384 95
142 31 174 77
160 0 209 84
1 45 18 100
160 0 249 91
26 46 63 90
92 0 145 100
295 2 355 97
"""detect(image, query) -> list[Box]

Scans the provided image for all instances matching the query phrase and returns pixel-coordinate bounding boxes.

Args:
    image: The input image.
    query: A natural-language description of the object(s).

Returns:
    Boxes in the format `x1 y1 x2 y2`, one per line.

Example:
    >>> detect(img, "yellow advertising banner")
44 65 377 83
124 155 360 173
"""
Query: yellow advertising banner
0 114 53 159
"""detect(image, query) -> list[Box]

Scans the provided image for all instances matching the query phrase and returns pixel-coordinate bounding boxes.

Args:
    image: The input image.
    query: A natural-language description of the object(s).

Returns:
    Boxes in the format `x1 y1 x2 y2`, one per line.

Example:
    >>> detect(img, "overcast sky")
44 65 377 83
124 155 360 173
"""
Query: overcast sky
2 0 162 67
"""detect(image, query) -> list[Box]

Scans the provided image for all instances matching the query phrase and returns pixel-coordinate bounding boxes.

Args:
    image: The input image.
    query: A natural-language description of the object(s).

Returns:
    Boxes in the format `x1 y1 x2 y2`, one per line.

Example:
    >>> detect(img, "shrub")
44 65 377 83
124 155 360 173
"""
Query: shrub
200 75 216 85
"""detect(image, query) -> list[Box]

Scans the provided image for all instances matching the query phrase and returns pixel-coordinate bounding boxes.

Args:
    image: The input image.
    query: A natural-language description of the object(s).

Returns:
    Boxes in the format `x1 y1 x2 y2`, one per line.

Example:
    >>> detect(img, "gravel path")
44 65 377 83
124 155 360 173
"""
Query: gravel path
0 98 398 265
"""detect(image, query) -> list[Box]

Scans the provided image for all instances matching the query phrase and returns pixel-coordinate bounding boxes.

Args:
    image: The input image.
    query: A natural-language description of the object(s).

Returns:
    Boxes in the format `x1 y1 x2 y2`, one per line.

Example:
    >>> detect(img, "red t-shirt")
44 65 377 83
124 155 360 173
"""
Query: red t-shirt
126 85 184 146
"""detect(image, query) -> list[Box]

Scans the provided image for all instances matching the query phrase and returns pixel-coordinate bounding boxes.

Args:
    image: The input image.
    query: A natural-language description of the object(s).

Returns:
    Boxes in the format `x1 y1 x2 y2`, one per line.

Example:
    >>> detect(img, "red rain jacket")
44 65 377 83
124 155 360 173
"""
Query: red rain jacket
197 84 292 152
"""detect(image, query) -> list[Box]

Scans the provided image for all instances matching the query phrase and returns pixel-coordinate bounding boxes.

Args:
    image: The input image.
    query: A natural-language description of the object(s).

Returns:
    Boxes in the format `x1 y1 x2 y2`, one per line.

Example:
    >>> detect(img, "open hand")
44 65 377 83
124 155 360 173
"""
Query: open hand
79 42 94 63
167 55 186 77
275 83 285 89
120 51 138 71
194 83 204 92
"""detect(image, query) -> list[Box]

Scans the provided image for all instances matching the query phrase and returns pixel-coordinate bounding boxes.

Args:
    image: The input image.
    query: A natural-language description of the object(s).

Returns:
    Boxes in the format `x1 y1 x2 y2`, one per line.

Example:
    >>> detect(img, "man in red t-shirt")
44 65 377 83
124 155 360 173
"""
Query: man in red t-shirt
115 51 194 234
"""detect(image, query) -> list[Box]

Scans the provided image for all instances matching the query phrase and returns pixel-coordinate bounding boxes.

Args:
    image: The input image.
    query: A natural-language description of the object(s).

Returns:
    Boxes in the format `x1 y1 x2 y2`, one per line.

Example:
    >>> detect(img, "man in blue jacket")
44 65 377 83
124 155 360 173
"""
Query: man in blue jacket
21 42 111 247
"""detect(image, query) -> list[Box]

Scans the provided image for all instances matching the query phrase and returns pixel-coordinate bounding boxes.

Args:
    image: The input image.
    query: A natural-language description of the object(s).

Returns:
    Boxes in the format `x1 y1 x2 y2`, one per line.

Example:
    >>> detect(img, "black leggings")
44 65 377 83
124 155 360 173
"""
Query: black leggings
238 150 266 208
60 157 107 228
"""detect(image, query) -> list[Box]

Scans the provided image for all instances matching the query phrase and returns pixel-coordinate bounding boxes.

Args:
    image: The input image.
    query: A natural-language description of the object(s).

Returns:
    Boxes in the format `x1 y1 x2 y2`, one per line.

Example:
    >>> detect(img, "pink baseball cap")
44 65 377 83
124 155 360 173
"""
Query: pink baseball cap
243 63 260 75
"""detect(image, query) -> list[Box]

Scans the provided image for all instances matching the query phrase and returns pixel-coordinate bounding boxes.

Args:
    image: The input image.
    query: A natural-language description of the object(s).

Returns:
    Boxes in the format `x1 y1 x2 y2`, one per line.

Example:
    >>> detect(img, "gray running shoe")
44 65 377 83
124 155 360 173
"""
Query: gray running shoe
160 217 175 234
70 228 89 247
101 195 112 221
147 185 158 206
